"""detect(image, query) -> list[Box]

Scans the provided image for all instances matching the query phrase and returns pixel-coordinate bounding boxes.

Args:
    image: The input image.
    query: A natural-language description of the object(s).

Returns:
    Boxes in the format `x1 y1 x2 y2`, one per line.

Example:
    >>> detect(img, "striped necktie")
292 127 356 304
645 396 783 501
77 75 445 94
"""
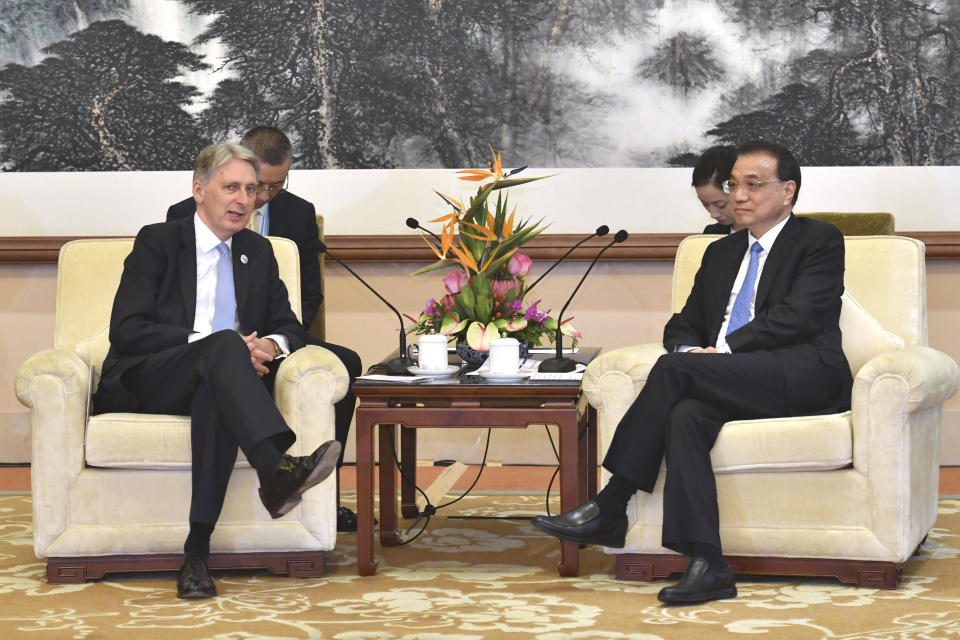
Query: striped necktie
726 242 763 335
211 243 236 332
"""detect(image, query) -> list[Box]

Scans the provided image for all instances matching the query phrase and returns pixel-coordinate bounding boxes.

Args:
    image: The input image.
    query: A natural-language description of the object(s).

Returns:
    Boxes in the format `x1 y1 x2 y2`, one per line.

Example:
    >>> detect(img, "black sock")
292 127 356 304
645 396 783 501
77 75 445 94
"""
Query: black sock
592 473 638 518
694 542 727 570
248 438 283 484
184 522 215 559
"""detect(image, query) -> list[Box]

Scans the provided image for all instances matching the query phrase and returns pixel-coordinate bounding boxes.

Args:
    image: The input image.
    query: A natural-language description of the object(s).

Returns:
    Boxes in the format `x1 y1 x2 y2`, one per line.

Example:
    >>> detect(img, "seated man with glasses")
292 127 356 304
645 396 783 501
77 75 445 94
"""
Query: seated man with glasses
532 140 852 605
167 126 363 533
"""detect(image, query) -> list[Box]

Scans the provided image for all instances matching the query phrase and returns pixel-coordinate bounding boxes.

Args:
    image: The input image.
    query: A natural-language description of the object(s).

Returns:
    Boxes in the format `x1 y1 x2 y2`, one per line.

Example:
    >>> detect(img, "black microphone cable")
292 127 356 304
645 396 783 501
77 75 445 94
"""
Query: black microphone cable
385 427 496 544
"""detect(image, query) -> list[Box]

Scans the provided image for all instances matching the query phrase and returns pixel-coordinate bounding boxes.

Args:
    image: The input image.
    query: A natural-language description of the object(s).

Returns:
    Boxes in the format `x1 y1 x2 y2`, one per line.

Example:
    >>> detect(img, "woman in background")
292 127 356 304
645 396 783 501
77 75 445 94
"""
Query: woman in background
692 145 739 234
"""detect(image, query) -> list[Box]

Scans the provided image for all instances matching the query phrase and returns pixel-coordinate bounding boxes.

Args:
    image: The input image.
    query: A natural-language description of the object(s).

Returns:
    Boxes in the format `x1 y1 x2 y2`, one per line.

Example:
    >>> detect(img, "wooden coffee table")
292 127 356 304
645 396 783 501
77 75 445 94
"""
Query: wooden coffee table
354 348 599 577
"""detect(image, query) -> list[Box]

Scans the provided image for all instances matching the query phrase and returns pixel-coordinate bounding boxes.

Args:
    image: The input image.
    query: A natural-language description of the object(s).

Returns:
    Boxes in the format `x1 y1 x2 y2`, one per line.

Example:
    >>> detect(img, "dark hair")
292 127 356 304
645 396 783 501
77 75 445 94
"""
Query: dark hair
735 140 801 205
691 145 737 189
240 126 293 166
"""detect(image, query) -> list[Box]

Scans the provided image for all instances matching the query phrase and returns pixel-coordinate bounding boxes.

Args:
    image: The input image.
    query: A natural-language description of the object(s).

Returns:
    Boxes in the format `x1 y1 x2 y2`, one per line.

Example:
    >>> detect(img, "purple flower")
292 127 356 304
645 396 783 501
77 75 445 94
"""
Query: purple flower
507 299 523 312
524 300 549 323
422 298 436 316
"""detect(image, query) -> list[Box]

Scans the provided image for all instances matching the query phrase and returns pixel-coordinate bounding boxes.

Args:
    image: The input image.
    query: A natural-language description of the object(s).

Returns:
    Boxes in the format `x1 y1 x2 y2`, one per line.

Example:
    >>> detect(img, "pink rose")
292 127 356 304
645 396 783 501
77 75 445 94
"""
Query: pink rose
508 252 532 276
443 270 469 295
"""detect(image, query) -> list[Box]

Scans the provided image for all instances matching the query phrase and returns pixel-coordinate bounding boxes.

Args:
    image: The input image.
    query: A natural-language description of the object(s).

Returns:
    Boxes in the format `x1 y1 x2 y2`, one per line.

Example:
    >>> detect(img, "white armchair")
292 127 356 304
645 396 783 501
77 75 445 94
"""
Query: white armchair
581 235 960 588
15 237 348 583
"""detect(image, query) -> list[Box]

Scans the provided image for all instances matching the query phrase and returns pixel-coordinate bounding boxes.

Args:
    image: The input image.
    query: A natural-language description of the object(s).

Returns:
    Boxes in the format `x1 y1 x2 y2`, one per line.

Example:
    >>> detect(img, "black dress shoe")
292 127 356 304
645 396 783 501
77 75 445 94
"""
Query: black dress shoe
657 557 737 605
259 440 342 519
530 500 627 548
177 553 217 599
337 505 358 532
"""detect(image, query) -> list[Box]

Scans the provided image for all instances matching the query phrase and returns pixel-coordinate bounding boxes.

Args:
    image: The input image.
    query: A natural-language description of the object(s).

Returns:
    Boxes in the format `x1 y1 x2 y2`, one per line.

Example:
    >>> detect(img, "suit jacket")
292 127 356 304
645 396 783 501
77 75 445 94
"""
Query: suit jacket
167 190 323 328
96 218 309 412
703 222 732 234
664 215 852 416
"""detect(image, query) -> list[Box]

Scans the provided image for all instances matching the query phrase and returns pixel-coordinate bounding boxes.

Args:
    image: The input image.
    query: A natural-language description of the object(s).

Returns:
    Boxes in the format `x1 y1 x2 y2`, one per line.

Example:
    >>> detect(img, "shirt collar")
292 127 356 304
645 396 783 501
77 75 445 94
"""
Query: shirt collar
748 214 791 254
193 212 233 253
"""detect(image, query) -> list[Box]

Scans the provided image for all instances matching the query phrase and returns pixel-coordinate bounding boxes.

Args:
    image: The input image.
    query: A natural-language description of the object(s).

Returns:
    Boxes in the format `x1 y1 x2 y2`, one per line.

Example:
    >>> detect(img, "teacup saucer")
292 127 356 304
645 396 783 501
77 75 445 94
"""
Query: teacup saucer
478 370 532 382
407 365 460 378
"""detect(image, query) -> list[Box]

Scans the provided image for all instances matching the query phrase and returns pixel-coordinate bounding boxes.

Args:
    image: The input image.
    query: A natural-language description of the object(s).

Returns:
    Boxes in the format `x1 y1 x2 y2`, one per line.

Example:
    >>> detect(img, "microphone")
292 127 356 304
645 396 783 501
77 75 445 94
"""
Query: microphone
318 241 413 375
406 217 443 250
523 225 609 297
538 230 629 373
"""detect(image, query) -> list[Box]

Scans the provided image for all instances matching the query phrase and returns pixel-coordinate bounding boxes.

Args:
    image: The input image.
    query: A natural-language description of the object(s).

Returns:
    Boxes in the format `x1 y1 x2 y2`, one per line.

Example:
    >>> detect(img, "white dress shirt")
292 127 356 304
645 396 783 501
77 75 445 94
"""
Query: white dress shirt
250 201 270 236
678 215 791 354
714 215 790 353
188 214 289 354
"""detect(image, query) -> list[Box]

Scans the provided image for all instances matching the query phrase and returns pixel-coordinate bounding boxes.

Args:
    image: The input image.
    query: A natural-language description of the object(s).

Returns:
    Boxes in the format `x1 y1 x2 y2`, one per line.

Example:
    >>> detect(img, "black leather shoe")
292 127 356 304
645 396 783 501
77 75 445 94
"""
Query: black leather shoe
337 505 358 532
259 440 342 519
530 500 627 548
657 557 737 605
177 553 217 599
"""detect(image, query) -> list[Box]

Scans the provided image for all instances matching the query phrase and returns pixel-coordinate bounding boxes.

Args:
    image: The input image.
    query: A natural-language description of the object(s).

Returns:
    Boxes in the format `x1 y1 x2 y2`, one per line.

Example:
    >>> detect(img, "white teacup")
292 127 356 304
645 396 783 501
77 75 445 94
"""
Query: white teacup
407 334 448 371
488 336 521 374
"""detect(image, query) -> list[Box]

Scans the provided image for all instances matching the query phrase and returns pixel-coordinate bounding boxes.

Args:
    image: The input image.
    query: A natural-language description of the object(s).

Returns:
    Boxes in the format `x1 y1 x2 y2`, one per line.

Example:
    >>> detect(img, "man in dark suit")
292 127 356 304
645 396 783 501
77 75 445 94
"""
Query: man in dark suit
95 143 341 599
533 141 852 604
167 127 362 533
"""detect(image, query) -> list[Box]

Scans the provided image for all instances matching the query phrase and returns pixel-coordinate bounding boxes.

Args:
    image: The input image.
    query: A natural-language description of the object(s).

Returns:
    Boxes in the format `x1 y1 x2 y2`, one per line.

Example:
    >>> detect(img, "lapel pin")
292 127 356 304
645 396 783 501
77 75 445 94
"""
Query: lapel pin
240 254 248 264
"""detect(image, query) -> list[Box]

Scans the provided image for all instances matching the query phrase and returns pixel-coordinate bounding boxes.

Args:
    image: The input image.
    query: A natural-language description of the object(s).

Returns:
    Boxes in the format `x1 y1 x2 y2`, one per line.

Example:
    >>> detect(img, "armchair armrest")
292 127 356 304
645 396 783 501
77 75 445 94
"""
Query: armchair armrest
854 345 960 416
582 343 667 453
14 348 91 556
851 344 960 557
274 344 350 454
274 344 349 539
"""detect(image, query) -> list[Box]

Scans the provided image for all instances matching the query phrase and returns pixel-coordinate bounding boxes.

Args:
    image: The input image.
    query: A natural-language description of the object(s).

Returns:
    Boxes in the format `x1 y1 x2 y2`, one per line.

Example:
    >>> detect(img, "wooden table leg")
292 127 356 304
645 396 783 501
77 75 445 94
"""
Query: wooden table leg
557 412 580 577
578 407 589 506
587 404 598 498
379 423 400 546
400 425 419 519
355 410 378 576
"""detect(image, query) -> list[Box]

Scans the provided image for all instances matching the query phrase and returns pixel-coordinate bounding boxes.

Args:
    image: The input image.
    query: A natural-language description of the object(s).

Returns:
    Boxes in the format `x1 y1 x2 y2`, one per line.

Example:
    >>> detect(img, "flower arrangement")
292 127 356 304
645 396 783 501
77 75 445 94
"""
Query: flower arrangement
405 147 581 351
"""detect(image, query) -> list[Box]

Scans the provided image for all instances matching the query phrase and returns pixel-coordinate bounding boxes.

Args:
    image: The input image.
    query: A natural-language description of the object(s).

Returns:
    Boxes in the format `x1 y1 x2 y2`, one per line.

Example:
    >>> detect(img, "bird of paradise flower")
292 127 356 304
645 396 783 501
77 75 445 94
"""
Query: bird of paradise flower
410 146 552 277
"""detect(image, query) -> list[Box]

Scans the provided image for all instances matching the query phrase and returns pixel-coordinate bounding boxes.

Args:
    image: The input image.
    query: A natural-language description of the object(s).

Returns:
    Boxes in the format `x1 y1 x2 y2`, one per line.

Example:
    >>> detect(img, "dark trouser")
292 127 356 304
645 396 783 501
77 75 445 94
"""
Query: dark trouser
602 351 792 556
104 331 295 527
306 338 361 468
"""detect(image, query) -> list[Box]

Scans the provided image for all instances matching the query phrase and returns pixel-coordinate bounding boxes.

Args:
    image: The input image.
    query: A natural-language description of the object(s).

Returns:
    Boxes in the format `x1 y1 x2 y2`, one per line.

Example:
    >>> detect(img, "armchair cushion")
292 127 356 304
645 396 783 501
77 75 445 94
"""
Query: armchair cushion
85 413 250 469
712 412 853 473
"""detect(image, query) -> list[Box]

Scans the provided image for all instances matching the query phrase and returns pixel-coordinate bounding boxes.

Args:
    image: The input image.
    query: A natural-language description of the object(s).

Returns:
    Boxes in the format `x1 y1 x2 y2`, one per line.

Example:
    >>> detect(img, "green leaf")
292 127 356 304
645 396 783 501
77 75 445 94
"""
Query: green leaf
409 260 457 276
455 287 476 316
475 295 492 323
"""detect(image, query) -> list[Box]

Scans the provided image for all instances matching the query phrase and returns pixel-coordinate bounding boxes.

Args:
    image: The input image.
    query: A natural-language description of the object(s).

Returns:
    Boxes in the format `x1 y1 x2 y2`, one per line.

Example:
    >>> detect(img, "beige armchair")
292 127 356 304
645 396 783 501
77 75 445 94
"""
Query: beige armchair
581 235 960 588
15 237 348 584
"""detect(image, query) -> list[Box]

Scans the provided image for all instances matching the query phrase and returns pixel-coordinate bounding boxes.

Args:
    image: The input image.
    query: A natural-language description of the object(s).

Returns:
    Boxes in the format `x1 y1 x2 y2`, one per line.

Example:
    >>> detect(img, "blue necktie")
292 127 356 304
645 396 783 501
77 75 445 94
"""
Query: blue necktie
727 242 763 335
211 243 236 332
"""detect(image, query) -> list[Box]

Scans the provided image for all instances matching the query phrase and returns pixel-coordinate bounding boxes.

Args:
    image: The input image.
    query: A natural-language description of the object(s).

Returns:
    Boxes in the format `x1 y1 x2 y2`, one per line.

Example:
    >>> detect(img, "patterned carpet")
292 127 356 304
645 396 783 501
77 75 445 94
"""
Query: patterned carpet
2 493 959 639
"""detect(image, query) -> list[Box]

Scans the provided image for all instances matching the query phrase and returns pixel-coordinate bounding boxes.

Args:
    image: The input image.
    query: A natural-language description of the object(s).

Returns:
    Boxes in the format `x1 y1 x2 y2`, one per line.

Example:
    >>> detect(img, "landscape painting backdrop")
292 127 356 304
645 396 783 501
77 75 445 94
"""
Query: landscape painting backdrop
1 0 958 170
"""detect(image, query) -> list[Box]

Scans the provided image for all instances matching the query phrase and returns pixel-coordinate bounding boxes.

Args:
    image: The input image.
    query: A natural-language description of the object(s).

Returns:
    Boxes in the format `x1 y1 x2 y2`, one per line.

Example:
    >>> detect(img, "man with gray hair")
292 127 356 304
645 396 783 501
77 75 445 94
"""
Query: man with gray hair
167 126 363 533
95 142 340 599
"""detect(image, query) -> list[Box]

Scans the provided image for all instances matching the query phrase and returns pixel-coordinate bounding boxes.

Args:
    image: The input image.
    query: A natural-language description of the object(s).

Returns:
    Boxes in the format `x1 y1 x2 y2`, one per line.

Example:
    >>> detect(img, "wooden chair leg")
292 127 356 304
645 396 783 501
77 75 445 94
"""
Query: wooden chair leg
47 551 326 584
616 553 902 589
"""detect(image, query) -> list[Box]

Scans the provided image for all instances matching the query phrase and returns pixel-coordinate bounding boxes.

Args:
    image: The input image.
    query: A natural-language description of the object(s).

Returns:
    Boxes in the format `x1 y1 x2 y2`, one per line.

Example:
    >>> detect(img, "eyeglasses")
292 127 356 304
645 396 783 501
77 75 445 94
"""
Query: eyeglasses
256 176 289 193
722 179 786 194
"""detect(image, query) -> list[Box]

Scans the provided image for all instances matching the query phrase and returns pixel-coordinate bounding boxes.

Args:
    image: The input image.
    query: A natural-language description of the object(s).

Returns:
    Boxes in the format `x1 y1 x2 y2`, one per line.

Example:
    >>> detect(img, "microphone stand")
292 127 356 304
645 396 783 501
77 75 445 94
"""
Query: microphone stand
538 230 629 373
523 225 608 298
318 241 413 375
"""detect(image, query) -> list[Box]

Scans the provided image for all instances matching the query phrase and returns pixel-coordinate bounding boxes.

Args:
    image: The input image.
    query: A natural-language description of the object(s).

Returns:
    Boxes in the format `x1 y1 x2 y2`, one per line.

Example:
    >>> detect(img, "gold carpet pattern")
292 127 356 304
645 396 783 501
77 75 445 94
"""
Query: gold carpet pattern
2 493 959 639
